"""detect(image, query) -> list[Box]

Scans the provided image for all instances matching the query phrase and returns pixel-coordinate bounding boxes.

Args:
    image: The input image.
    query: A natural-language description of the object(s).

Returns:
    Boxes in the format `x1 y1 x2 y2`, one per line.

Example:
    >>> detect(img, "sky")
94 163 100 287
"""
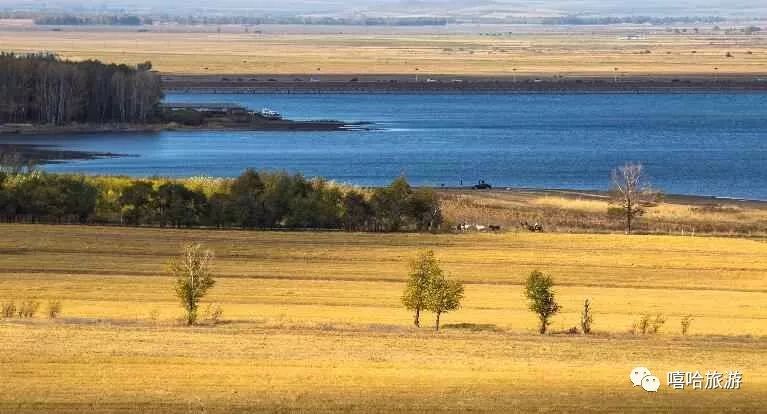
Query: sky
2 0 766 18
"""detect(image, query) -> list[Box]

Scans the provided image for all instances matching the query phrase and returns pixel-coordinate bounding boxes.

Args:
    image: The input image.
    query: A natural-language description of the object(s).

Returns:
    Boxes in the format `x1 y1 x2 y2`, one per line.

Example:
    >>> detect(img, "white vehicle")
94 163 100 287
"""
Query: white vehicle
260 108 282 119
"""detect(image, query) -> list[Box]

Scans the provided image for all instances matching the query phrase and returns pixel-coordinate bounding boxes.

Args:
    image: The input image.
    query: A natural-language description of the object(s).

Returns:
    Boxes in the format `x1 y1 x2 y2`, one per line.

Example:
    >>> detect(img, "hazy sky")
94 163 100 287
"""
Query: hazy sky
2 0 766 17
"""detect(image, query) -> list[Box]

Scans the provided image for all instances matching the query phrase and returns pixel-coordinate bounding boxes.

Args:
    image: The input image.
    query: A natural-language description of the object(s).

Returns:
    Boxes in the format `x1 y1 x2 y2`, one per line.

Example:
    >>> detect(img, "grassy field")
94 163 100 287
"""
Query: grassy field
439 188 767 236
0 224 766 412
1 29 766 77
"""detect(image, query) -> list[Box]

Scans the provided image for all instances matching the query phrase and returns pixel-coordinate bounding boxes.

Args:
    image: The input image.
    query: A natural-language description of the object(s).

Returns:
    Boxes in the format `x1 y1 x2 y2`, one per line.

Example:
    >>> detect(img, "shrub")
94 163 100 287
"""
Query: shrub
634 314 651 335
46 300 62 319
17 299 40 318
680 315 693 336
203 303 223 325
634 313 665 335
1 301 16 318
649 314 666 334
148 308 160 323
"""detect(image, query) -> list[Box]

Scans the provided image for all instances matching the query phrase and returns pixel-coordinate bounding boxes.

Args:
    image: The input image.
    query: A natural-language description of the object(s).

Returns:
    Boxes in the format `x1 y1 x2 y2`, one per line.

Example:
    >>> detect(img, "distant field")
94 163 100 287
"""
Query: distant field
0 224 766 412
1 29 766 77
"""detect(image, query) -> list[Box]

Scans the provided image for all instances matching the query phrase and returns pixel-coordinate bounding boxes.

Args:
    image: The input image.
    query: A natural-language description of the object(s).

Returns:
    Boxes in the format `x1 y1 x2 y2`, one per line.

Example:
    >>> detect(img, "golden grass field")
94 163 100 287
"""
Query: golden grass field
1 28 766 76
1 224 766 412
440 189 767 236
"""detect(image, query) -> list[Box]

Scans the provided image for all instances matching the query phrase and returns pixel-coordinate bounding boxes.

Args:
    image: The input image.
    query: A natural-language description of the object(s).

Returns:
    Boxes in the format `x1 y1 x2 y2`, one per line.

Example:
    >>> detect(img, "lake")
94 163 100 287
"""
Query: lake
2 92 767 199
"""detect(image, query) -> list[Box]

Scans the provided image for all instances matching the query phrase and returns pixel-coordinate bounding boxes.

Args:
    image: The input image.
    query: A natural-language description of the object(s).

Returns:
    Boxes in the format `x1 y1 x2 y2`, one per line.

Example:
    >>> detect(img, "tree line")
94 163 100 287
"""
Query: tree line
0 53 162 125
34 15 151 26
0 169 443 232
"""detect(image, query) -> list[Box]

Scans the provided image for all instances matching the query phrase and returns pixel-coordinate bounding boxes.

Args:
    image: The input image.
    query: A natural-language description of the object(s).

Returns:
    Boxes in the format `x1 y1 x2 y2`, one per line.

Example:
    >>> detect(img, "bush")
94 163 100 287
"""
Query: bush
203 303 223 325
46 300 62 319
17 299 40 318
1 301 16 318
680 315 693 336
633 313 665 335
633 314 650 335
649 314 666 334
148 308 160 323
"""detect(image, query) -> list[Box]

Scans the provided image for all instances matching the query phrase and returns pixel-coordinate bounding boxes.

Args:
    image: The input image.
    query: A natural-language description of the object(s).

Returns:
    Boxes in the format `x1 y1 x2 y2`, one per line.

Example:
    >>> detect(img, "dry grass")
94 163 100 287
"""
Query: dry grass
0 224 765 412
1 30 766 76
440 189 767 236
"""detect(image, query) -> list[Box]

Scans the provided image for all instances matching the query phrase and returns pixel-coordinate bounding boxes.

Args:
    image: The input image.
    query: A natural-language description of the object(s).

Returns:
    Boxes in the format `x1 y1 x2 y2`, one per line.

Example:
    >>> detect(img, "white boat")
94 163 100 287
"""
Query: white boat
260 108 282 119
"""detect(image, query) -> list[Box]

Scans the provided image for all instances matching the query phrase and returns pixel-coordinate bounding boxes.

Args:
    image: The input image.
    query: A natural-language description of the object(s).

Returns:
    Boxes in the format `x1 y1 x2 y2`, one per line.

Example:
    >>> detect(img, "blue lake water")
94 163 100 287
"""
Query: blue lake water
2 92 767 199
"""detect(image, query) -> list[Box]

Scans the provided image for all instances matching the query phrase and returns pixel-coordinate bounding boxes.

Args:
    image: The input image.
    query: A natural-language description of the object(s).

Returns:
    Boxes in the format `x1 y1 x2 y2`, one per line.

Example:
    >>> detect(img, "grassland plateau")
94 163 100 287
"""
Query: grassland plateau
1 22 766 91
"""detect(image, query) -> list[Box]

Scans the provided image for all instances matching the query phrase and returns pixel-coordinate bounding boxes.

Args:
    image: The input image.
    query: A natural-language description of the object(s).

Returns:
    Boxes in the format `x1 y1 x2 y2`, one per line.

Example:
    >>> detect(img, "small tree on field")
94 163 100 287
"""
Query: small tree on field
425 274 464 331
580 299 593 335
608 163 661 234
169 243 215 325
524 270 561 334
402 250 442 327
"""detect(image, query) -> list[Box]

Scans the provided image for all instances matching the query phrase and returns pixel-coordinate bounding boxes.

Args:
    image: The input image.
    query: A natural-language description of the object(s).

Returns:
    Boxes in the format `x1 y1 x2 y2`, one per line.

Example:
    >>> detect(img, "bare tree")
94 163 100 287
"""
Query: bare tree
608 163 661 234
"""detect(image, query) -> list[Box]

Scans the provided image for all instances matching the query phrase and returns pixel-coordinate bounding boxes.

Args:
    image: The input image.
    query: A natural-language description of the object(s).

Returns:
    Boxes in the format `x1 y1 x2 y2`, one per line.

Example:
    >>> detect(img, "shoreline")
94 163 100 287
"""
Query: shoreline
436 187 767 206
162 74 767 94
0 119 360 136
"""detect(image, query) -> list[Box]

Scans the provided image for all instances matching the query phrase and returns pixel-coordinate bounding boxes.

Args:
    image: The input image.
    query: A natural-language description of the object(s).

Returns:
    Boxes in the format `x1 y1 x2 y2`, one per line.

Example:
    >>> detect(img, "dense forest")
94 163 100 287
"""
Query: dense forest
0 54 162 125
0 169 443 232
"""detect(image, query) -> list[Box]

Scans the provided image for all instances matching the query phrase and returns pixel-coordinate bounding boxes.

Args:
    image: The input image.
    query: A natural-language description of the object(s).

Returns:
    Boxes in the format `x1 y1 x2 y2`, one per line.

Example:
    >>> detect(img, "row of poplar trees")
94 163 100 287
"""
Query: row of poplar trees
0 53 162 124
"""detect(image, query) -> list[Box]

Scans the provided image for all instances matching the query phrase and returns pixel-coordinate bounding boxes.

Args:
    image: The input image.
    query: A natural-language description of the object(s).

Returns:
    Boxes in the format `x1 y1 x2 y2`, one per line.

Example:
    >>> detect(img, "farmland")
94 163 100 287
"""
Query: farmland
1 224 766 412
0 26 766 77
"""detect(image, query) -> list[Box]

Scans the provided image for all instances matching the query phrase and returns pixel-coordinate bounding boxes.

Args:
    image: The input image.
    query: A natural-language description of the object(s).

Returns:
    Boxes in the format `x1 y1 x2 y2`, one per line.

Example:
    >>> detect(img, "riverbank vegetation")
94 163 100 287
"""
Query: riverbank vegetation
0 170 442 231
0 53 162 125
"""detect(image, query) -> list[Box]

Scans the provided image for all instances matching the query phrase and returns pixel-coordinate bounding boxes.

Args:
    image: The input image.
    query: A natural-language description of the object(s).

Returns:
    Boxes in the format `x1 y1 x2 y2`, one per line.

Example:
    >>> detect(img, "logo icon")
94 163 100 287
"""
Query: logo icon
630 367 659 392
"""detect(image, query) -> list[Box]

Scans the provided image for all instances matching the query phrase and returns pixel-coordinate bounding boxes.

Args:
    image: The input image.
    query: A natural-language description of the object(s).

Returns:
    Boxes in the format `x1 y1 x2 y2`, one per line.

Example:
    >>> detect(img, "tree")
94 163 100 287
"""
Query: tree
580 299 593 335
371 176 412 232
401 250 442 327
425 273 464 331
169 243 215 325
342 190 372 231
153 183 207 227
118 180 155 225
608 163 661 234
524 270 561 334
229 169 265 228
409 188 443 232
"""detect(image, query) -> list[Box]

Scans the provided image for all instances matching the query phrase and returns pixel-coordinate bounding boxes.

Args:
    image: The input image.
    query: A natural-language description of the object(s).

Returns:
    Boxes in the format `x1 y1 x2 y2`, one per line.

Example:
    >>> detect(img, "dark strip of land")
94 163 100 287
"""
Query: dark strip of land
0 143 127 164
162 74 767 93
